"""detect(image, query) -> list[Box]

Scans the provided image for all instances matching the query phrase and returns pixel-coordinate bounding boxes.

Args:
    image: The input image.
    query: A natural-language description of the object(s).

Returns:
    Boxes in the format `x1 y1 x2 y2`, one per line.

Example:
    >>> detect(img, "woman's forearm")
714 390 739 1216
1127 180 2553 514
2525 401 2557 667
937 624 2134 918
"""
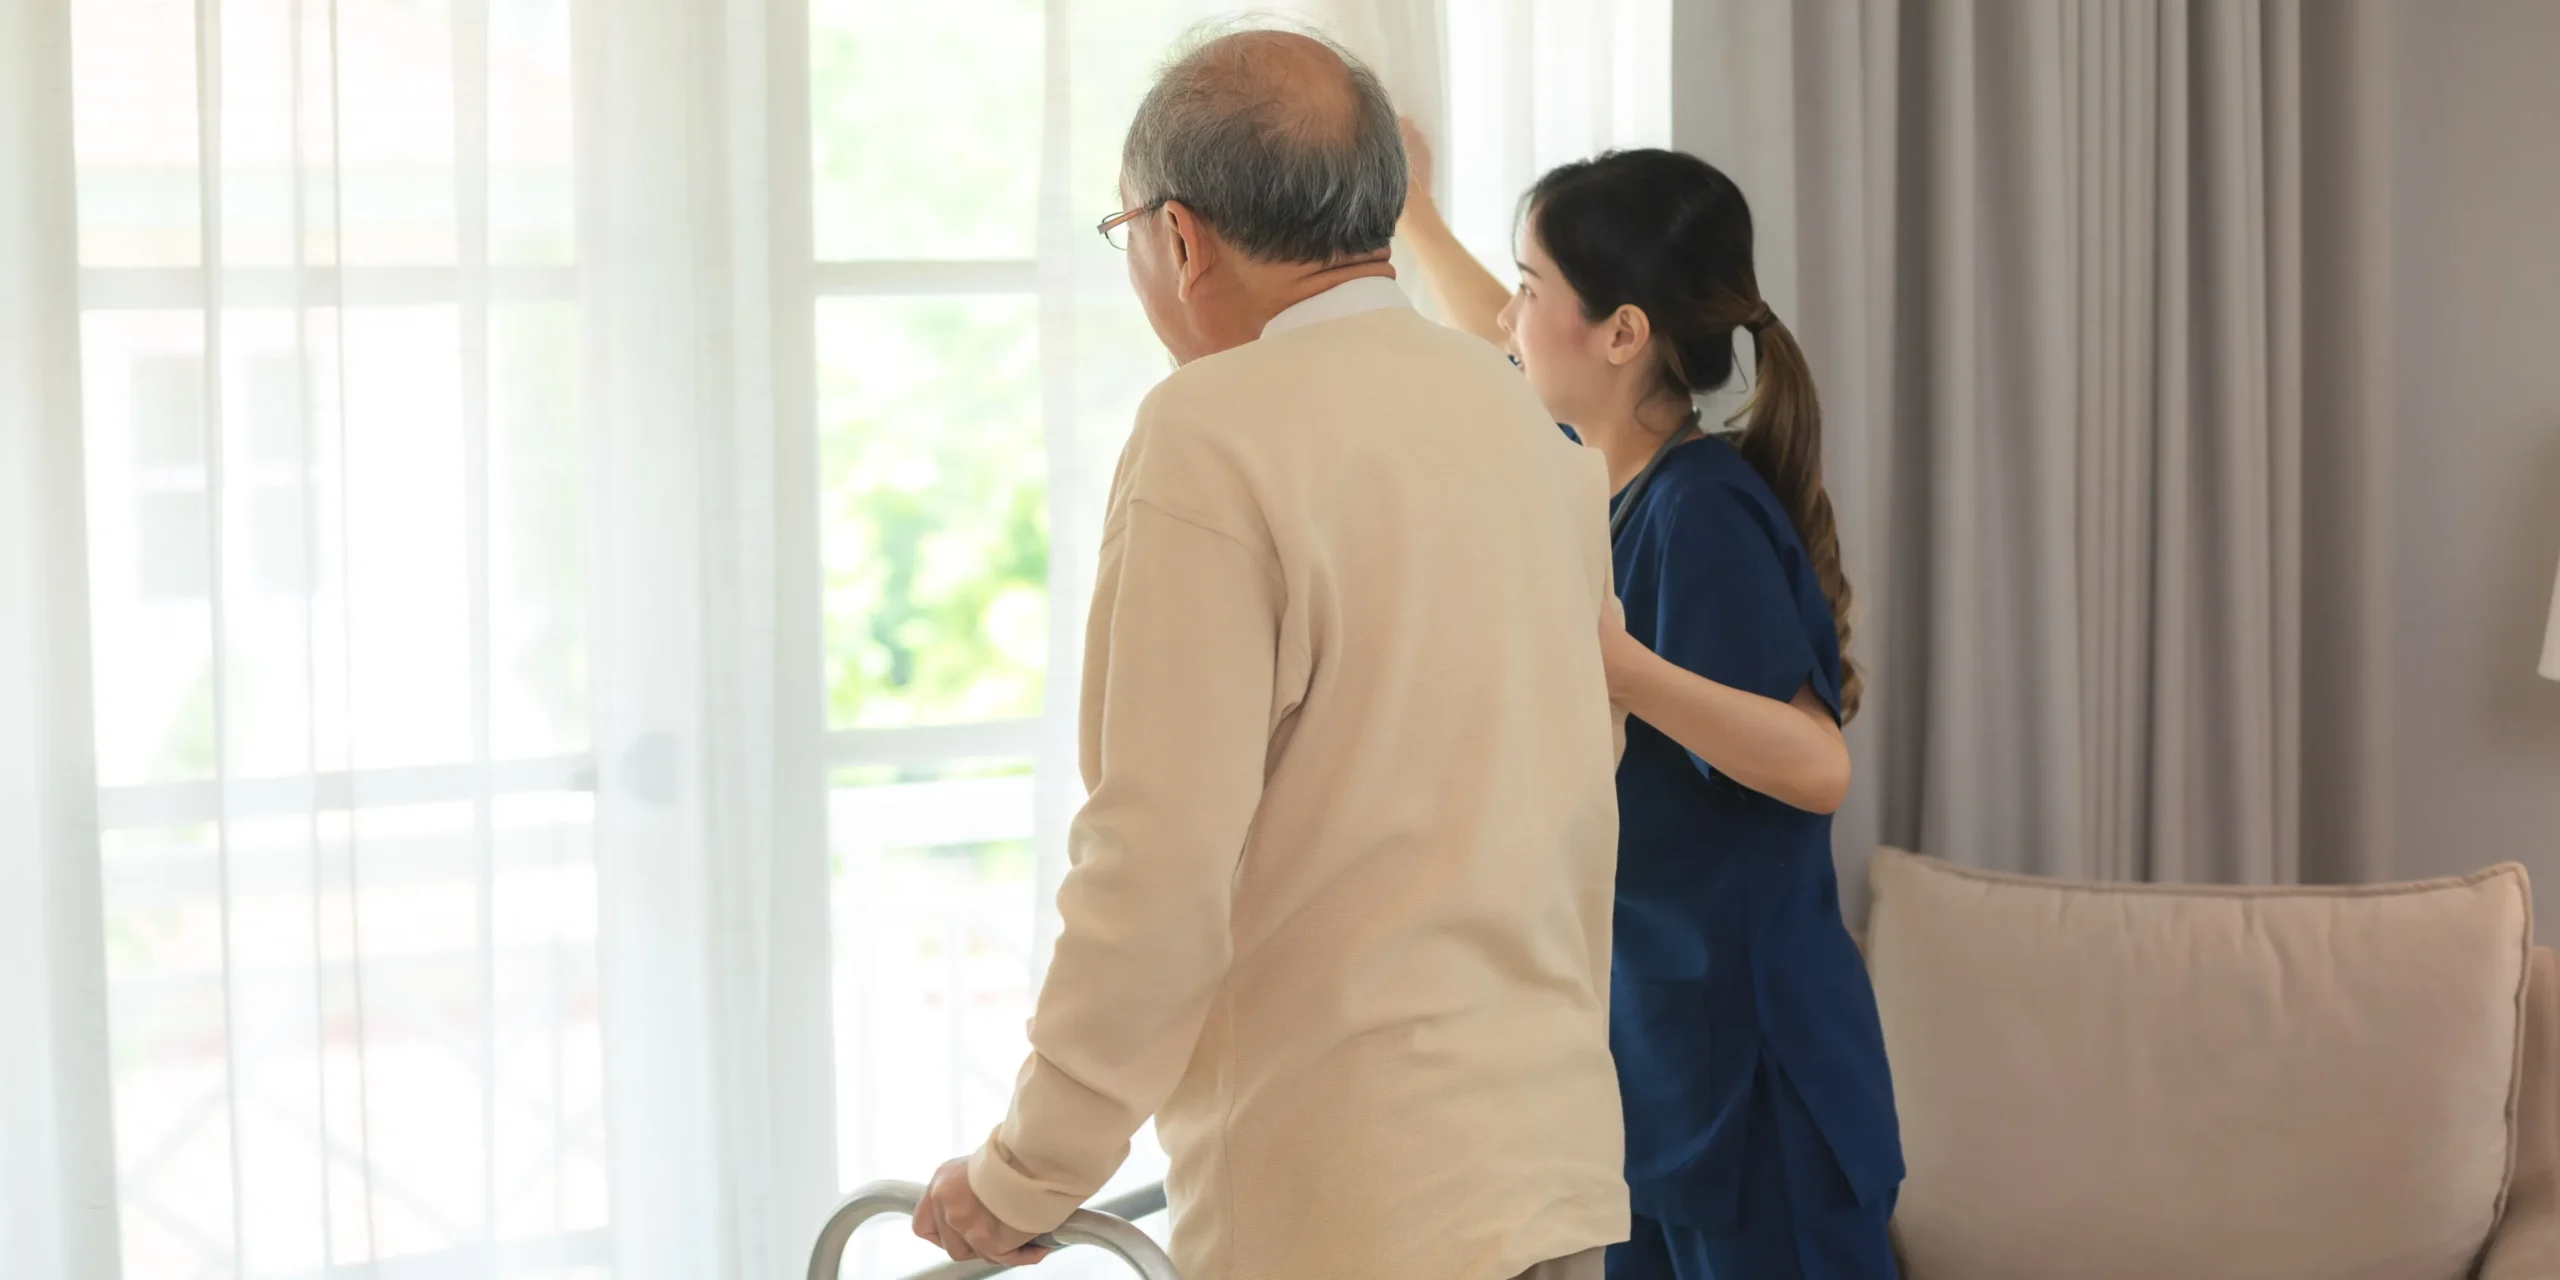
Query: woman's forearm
1398 198 1512 348
1619 650 1851 815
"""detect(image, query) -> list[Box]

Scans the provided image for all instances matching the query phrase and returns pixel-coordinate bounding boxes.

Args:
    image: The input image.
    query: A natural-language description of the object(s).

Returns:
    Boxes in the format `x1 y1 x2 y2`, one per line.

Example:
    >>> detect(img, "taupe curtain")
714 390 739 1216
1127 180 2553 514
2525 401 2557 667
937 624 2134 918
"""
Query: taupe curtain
1689 1 2401 894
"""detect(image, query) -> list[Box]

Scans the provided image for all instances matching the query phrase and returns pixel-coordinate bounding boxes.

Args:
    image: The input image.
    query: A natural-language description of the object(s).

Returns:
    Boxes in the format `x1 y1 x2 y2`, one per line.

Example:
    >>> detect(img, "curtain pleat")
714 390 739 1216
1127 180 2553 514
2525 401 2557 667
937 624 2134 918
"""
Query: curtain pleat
2 1 122 1275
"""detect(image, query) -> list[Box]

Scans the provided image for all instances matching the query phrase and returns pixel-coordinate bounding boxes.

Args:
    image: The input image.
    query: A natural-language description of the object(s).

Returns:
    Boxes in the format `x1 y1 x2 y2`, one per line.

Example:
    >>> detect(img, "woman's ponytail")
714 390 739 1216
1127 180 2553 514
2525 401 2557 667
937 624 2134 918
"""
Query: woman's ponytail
1729 308 1859 722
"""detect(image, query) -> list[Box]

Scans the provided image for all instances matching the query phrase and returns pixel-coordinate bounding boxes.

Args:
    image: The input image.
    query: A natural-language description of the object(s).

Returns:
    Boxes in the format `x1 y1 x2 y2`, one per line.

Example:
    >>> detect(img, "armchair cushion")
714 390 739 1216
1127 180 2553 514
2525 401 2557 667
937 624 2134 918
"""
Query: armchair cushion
1866 850 2532 1280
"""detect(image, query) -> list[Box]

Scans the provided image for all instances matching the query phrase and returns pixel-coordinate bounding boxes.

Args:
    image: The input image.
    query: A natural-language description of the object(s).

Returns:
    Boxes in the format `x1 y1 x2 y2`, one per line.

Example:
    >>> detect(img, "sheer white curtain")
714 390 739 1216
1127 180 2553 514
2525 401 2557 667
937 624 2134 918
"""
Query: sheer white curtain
3 2 121 1277
7 0 828 1277
584 2 835 1276
1427 0 1673 289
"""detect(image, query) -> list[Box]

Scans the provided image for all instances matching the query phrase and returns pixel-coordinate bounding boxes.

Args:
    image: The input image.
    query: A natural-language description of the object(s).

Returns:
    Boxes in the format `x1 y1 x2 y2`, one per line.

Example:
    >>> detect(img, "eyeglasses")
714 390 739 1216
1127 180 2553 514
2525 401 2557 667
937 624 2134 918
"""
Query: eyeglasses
1097 197 1175 251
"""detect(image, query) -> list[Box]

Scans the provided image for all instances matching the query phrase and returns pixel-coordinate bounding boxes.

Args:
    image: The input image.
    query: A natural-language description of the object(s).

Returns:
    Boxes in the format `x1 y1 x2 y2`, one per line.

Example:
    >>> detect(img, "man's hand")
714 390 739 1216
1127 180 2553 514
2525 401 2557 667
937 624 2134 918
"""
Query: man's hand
911 1157 1052 1267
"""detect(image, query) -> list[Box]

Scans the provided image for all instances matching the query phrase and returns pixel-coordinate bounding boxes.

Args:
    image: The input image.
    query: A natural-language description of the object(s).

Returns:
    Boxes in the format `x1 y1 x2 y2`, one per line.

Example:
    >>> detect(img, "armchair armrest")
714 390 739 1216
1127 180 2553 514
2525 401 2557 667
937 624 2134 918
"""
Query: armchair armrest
2480 948 2560 1279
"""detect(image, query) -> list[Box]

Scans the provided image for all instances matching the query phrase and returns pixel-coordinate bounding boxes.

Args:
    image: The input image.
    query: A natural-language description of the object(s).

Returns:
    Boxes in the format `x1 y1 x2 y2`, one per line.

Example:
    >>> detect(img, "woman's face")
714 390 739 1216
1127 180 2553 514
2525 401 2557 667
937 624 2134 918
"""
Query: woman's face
1498 216 1635 427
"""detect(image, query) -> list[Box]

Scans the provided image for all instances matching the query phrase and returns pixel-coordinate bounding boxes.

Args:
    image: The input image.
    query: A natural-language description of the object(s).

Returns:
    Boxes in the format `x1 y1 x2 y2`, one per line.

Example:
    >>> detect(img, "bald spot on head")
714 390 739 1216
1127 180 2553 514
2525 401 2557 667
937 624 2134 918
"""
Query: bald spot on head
1177 30 1365 156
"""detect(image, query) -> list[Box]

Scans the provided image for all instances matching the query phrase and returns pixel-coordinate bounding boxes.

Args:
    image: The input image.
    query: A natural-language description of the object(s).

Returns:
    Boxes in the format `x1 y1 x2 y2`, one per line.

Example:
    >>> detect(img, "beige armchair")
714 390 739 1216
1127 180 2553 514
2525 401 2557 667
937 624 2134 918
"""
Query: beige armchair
1863 850 2559 1280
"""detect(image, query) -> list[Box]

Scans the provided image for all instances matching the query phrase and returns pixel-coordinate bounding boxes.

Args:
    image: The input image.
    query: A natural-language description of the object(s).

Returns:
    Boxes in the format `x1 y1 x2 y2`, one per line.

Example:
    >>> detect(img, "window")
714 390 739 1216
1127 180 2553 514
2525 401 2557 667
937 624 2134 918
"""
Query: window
70 1 1189 1276
805 1 1186 1272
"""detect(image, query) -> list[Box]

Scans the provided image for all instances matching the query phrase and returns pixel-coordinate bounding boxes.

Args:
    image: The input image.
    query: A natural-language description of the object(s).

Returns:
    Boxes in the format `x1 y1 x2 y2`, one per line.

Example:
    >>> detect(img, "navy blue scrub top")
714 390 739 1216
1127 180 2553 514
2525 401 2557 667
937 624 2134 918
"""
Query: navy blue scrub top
1579 428 1904 1231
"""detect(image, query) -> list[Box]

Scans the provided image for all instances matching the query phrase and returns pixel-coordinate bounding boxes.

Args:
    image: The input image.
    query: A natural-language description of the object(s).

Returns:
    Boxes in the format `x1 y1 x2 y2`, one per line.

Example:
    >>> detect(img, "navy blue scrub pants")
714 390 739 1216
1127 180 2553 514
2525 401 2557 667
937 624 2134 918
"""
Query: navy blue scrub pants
1606 1058 1898 1280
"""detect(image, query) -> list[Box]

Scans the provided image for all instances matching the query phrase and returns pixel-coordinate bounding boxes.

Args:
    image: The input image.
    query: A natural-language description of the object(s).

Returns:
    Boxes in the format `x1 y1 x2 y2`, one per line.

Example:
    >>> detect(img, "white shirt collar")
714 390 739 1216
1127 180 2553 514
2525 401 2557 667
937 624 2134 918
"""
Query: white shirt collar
1260 275 1414 339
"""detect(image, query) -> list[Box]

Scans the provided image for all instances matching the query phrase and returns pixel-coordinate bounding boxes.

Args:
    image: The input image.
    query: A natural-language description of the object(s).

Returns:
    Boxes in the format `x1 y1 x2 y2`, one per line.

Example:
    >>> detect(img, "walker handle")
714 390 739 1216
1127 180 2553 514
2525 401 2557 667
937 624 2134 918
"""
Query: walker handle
808 1179 1181 1280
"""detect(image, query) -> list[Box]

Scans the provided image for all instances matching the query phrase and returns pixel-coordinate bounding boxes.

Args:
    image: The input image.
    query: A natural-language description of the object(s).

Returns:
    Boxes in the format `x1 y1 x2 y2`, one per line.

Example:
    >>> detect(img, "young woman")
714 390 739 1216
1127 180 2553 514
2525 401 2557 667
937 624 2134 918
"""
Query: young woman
1399 127 1903 1278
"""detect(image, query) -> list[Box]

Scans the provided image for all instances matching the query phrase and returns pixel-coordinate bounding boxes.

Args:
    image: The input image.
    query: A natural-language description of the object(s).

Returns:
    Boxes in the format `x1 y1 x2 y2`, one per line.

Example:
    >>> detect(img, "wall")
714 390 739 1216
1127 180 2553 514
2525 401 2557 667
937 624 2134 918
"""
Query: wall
2391 0 2560 917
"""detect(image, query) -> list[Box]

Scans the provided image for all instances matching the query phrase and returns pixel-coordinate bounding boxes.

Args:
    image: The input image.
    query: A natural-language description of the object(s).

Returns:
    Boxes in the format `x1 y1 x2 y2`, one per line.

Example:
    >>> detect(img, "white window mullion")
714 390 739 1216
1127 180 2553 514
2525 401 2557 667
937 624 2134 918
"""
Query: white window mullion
451 0 502 1252
286 1 342 1263
94 752 600 830
759 0 843 1243
79 265 576 311
809 259 1038 296
316 0 388 1254
823 719 1041 772
191 0 253 1269
1029 0 1077 976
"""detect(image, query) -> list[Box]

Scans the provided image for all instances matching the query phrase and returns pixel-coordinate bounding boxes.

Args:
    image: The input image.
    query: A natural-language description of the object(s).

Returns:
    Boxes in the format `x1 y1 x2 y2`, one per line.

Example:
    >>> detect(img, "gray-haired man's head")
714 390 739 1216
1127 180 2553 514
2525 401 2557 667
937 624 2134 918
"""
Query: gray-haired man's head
1120 28 1406 264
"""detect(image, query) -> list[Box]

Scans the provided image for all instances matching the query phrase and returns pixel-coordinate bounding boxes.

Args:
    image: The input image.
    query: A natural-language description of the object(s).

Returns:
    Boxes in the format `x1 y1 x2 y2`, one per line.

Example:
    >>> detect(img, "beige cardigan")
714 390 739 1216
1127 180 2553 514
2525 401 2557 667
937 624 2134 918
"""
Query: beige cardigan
969 281 1629 1280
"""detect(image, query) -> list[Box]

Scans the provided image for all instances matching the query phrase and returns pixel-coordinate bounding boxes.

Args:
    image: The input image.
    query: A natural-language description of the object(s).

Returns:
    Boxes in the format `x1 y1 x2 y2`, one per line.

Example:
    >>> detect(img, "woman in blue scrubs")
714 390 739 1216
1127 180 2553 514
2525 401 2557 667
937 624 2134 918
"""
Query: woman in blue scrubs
1401 137 1903 1278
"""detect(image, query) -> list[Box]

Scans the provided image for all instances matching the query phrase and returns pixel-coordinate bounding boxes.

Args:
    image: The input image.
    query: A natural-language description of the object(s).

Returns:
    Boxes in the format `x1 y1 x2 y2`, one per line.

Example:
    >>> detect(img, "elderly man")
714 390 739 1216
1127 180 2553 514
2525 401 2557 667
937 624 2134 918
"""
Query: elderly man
912 28 1627 1280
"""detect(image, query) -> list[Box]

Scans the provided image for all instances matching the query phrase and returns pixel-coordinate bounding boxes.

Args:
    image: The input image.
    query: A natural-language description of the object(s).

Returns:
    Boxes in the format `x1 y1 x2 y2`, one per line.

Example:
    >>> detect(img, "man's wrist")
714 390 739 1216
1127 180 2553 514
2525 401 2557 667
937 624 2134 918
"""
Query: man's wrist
965 1139 1078 1237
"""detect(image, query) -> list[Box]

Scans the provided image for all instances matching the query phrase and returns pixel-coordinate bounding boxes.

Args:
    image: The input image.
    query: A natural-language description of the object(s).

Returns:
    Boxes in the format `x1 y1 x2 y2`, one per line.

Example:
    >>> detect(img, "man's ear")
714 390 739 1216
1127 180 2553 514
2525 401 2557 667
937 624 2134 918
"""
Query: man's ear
1166 200 1214 302
1604 304 1653 367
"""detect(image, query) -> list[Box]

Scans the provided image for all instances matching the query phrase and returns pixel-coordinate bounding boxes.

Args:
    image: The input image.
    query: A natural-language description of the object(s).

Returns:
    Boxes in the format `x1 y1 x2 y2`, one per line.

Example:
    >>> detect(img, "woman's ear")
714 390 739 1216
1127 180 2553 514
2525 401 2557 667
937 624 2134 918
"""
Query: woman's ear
1603 304 1653 367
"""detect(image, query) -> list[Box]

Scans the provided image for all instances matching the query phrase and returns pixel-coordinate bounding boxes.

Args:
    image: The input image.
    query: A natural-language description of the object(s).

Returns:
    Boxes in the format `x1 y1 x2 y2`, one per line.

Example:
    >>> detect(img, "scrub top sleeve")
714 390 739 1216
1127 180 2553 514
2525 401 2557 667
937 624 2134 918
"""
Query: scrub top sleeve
1645 482 1841 746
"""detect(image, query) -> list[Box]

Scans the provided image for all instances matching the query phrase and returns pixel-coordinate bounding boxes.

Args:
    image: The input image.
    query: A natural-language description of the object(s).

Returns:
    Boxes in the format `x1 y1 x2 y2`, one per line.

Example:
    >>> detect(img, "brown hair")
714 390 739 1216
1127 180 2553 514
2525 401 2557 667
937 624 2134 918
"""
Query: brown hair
1529 149 1861 721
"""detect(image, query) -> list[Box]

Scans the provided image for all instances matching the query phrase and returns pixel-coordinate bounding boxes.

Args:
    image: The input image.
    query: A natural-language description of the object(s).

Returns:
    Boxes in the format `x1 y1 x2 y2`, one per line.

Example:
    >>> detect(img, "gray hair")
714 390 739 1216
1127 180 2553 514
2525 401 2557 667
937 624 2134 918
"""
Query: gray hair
1120 24 1407 264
